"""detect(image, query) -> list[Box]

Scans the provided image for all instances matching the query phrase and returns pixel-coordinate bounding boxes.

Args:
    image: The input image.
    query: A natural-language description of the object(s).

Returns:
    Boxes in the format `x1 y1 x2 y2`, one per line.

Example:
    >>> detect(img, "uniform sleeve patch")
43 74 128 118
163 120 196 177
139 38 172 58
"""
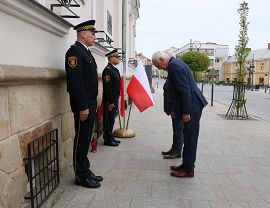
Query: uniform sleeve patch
104 75 111 83
68 56 77 68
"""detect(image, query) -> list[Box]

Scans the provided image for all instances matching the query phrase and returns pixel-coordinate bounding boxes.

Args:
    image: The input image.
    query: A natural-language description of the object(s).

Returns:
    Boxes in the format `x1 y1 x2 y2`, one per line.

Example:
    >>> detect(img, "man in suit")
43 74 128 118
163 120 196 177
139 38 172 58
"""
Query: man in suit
102 49 121 147
152 51 208 177
162 76 184 159
65 20 103 188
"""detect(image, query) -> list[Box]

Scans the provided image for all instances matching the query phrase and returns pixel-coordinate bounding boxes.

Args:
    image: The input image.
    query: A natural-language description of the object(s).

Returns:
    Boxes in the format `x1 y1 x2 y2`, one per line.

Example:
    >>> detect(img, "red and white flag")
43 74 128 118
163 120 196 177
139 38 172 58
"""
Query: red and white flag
119 64 125 117
127 61 154 112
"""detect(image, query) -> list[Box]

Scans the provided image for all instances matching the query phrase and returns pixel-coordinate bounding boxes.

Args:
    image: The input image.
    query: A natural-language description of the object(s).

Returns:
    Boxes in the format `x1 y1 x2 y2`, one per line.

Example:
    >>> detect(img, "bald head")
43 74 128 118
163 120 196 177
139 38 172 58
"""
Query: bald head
152 51 171 70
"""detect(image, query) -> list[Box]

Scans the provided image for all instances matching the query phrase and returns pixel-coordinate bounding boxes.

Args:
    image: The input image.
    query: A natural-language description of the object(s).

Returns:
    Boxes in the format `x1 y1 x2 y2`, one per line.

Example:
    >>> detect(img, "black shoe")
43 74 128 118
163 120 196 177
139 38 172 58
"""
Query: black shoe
104 141 119 146
113 138 121 144
89 171 103 182
161 149 173 155
75 178 101 188
163 151 181 159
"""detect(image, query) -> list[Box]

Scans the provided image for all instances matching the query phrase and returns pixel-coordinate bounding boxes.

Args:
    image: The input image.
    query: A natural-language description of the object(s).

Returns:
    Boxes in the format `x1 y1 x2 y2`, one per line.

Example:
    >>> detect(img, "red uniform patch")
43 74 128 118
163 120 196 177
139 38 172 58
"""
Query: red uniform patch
104 75 111 83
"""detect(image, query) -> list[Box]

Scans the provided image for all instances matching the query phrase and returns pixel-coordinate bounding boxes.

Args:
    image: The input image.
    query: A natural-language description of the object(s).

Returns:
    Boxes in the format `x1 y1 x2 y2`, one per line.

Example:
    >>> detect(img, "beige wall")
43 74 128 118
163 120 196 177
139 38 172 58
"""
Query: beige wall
223 59 270 85
0 66 73 208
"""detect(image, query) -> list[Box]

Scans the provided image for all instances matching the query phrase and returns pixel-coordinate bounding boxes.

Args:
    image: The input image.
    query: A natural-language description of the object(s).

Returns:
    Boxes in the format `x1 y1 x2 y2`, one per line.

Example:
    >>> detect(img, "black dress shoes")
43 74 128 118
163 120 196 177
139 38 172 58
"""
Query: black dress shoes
113 138 121 144
104 141 119 146
161 149 173 155
89 171 103 182
163 151 181 159
75 177 101 188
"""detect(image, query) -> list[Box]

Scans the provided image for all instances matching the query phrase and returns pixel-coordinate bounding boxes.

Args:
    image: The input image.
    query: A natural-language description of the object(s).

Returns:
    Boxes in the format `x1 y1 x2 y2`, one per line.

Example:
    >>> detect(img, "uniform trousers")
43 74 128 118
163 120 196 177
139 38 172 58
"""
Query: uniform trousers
72 102 97 181
103 105 117 142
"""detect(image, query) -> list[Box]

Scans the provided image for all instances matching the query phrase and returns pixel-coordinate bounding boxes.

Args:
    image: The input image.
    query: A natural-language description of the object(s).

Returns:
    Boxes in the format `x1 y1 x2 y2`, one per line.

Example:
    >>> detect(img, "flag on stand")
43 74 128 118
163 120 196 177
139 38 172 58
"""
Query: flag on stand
119 64 125 117
127 61 154 112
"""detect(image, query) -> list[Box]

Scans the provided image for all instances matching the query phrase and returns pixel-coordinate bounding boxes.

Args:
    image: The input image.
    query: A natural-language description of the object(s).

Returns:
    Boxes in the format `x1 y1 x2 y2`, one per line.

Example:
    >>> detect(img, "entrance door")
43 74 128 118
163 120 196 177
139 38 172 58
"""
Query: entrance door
259 78 264 86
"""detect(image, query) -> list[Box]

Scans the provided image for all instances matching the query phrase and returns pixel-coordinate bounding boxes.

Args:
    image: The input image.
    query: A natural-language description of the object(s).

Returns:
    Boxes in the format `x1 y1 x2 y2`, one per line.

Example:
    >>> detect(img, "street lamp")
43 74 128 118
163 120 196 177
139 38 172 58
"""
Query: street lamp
247 55 255 90
189 39 201 52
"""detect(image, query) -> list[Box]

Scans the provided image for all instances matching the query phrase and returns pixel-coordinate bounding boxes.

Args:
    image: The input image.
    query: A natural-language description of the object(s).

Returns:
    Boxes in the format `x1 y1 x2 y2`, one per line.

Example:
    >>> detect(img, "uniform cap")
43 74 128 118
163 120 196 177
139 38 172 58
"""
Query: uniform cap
105 49 120 58
74 20 98 33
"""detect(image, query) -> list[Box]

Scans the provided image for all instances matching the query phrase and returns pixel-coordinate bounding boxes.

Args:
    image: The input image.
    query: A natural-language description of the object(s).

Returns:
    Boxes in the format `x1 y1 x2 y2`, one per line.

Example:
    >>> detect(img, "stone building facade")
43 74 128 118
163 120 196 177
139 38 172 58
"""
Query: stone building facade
0 0 140 207
223 44 270 86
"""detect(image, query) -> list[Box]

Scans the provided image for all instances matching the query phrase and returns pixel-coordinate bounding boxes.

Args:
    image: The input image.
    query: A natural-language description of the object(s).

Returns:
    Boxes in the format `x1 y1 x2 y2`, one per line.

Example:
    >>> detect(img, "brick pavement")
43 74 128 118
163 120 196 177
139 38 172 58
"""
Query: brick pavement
51 81 270 208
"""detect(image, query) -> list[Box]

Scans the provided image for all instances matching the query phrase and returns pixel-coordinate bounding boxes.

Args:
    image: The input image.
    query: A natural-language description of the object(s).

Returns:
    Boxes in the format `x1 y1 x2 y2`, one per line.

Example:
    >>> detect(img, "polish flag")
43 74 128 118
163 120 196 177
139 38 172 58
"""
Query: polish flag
127 61 154 112
119 64 125 117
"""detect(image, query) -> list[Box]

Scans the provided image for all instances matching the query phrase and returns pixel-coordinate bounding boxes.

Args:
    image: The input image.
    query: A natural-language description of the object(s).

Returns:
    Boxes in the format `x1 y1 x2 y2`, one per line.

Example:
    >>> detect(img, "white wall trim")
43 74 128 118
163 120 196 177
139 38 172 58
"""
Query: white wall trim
0 0 73 37
90 42 109 56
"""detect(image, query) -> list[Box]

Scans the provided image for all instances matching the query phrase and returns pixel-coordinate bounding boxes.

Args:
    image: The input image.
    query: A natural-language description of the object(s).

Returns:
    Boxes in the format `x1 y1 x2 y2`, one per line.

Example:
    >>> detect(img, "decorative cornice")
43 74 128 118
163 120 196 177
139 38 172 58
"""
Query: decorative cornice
90 42 109 57
0 0 73 37
0 65 65 85
0 65 103 85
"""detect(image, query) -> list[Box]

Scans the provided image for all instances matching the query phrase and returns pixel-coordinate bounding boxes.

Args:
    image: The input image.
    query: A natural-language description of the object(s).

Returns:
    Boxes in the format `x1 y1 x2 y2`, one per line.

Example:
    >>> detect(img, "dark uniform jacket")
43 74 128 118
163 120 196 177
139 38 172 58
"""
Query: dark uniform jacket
168 57 208 115
102 63 120 106
65 41 98 112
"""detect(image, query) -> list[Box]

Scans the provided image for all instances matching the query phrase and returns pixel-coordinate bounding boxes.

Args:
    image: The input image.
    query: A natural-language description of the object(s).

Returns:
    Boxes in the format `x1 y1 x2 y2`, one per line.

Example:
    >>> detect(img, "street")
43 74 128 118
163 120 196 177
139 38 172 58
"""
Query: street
202 84 270 122
153 78 270 122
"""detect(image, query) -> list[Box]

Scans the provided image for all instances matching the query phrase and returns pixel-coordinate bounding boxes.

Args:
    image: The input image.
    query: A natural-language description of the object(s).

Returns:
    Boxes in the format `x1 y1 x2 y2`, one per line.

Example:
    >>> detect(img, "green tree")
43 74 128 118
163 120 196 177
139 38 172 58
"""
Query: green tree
235 1 249 82
226 1 249 119
180 51 210 81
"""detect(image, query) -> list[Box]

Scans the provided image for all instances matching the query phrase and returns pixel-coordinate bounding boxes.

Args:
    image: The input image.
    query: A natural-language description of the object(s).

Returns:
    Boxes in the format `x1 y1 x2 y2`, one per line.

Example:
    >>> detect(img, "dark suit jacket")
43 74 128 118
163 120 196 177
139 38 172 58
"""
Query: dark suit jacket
163 77 179 117
167 57 208 116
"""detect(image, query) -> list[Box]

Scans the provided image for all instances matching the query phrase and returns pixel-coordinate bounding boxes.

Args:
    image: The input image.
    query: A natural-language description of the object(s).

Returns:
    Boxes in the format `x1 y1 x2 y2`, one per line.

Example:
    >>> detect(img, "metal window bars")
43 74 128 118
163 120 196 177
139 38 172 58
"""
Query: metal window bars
96 31 114 49
24 129 60 208
51 0 80 18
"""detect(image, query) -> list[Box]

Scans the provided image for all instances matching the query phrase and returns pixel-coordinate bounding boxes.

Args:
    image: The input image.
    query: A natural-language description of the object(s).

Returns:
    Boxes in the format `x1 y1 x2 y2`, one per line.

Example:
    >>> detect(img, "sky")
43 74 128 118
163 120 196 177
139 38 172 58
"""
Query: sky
136 0 270 59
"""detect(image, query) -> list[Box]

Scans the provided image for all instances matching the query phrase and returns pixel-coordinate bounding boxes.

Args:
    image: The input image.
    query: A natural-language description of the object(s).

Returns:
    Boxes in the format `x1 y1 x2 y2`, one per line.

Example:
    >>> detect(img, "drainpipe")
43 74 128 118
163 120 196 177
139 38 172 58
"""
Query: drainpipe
122 0 128 128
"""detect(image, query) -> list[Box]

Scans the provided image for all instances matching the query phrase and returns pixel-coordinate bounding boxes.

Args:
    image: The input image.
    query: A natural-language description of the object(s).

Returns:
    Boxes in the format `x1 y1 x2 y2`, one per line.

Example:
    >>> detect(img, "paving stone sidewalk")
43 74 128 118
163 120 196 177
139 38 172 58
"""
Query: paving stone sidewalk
51 83 270 208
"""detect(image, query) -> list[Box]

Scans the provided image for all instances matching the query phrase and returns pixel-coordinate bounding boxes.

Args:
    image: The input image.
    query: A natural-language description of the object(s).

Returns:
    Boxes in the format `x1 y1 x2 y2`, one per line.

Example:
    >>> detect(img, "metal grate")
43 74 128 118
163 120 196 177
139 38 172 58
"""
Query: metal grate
24 129 60 208
51 0 80 18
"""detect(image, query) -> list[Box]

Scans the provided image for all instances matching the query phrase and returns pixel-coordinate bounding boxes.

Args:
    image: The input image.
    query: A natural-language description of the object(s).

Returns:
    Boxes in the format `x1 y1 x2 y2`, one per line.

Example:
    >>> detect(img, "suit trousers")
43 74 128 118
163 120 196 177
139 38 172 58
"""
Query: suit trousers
182 110 202 171
73 103 96 181
171 116 184 153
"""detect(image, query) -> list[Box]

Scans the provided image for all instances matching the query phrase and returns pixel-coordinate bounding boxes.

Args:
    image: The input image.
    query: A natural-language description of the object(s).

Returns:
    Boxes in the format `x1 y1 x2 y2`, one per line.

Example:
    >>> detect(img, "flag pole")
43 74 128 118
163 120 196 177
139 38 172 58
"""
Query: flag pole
118 112 122 129
126 102 133 130
122 0 127 130
112 0 135 138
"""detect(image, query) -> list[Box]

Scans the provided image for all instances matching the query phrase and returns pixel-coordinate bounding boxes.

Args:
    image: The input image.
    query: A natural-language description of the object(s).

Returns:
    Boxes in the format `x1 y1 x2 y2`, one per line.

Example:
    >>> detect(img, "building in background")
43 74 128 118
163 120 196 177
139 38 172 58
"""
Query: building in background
222 43 270 87
166 42 229 82
0 0 139 207
177 42 229 82
135 52 156 92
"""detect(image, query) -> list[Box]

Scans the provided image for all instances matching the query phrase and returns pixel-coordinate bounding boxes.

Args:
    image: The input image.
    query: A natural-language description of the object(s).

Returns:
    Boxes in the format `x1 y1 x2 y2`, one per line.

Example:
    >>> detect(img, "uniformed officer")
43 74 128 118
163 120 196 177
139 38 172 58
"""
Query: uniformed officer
102 49 121 146
65 20 103 188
